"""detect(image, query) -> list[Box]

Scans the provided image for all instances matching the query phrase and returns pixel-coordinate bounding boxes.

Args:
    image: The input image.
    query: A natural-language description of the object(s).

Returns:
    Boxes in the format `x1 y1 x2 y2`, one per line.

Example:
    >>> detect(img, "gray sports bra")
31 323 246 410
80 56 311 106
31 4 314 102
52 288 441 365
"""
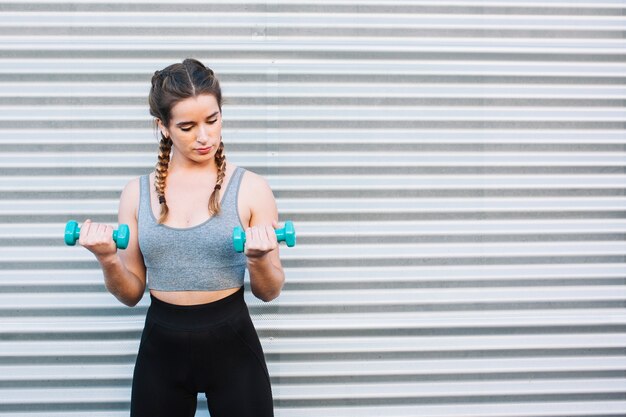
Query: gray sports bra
137 166 248 291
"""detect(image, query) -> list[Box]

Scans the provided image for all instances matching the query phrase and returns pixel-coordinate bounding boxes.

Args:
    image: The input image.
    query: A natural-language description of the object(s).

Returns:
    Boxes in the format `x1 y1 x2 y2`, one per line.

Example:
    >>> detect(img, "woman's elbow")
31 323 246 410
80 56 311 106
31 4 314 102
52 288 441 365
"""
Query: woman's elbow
261 291 280 303
108 284 145 307
123 294 143 307
254 282 284 302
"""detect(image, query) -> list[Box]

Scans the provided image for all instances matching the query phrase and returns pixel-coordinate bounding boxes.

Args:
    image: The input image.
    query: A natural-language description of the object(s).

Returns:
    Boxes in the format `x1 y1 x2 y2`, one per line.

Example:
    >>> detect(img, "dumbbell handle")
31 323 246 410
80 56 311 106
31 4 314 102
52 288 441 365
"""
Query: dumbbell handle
233 221 296 252
64 220 130 250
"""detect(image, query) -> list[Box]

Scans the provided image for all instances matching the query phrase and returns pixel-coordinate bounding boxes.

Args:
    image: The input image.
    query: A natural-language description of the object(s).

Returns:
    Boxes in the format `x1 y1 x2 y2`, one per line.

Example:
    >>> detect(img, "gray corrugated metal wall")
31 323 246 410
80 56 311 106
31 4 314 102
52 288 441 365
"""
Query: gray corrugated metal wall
1 1 625 416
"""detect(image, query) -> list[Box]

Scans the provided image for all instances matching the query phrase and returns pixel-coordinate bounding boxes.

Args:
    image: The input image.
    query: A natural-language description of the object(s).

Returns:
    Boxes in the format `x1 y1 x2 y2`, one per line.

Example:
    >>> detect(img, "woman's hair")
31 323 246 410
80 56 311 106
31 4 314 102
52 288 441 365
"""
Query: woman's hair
148 58 226 224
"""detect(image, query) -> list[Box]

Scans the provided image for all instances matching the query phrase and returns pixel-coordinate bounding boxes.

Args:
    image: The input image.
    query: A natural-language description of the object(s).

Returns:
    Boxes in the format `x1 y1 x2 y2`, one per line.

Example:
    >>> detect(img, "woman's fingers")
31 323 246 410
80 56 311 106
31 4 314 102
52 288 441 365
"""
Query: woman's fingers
244 224 278 257
78 219 117 258
79 219 91 246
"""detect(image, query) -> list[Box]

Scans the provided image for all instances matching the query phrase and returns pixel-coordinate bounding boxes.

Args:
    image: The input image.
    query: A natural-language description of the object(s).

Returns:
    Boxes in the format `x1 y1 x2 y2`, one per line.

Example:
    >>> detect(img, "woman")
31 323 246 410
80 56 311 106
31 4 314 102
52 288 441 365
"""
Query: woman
78 58 283 416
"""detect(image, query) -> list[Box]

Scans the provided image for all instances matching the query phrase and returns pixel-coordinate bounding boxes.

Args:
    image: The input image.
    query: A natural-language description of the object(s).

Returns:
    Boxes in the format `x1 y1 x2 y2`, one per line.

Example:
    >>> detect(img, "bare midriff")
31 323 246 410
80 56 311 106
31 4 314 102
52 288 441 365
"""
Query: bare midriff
150 287 241 305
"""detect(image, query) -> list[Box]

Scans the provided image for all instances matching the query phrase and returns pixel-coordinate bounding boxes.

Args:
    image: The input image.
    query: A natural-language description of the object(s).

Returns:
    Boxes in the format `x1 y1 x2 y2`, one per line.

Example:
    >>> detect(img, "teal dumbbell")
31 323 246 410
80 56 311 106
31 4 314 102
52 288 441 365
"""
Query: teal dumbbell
64 220 130 250
233 221 296 253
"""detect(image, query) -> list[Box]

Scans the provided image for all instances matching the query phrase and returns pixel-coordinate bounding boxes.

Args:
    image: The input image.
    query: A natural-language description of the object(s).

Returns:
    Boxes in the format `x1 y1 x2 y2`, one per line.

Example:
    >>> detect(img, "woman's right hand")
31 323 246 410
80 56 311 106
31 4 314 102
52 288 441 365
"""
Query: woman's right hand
78 219 118 262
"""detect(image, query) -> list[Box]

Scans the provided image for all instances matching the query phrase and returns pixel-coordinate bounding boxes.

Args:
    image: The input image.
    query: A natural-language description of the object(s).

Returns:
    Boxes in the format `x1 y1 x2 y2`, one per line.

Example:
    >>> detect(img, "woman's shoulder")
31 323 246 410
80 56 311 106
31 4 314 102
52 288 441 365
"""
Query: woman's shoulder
122 173 149 197
236 166 269 190
237 166 276 216
118 175 143 222
121 174 144 195
119 173 154 216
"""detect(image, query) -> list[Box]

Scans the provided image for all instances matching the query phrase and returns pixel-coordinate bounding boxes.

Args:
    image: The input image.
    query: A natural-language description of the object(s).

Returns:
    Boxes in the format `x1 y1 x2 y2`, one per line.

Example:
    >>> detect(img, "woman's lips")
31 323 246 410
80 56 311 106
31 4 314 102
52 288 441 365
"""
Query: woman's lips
196 146 212 154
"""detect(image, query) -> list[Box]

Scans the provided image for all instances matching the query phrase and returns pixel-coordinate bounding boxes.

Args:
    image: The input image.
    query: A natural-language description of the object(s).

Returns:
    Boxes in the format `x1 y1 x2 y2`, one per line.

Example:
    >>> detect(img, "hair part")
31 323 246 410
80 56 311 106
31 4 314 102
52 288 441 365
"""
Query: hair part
148 58 225 225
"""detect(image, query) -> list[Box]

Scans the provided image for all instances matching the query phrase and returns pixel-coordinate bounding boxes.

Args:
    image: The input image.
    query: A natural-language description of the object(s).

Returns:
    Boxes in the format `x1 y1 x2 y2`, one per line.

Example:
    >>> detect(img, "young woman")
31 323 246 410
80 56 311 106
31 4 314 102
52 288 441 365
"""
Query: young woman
78 58 283 416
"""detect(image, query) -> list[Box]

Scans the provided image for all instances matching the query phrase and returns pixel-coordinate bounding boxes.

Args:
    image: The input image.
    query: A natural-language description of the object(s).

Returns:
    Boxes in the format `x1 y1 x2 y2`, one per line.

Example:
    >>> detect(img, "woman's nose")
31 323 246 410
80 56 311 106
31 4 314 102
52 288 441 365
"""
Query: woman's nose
196 125 210 143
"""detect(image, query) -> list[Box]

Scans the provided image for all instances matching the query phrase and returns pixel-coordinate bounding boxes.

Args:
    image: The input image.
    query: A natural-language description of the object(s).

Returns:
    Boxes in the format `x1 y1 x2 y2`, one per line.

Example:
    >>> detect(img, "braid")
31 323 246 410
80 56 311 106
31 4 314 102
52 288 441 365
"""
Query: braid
208 140 227 216
155 133 173 224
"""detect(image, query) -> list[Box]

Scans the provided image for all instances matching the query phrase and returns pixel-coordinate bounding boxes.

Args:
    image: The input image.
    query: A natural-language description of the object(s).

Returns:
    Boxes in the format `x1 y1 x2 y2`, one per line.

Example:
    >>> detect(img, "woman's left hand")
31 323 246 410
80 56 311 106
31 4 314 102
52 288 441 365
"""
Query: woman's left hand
244 219 279 259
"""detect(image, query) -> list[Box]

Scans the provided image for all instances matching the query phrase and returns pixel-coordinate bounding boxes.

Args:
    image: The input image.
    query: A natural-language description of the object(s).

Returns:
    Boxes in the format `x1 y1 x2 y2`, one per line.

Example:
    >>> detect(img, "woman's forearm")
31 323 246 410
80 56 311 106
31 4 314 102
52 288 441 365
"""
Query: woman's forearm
98 254 145 307
247 255 285 302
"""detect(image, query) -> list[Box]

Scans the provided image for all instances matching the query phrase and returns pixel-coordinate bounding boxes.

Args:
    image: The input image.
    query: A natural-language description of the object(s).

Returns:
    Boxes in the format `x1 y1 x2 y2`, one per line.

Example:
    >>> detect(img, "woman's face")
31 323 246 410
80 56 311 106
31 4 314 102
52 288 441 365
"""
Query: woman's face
158 93 222 164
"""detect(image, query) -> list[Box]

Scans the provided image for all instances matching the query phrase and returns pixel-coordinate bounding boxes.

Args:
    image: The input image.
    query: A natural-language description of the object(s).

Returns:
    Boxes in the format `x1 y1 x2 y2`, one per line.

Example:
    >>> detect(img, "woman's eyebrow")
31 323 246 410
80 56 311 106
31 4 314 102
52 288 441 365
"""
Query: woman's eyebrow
176 111 219 126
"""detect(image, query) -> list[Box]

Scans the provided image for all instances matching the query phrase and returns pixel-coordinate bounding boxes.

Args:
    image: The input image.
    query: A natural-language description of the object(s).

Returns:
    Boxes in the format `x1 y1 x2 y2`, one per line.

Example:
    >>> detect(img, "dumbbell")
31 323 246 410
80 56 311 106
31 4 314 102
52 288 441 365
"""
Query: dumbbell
64 220 130 250
233 221 296 253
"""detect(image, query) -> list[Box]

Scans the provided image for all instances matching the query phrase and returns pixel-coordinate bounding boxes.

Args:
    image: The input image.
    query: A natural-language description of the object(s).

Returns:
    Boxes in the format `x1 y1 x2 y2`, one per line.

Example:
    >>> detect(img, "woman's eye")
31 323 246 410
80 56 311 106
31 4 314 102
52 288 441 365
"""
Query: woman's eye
180 121 216 131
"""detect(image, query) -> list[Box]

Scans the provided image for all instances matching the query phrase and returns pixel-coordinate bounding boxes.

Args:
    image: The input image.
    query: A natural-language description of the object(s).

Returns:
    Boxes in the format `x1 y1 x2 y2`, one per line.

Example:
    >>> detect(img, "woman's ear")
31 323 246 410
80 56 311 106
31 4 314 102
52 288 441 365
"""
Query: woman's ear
156 119 168 138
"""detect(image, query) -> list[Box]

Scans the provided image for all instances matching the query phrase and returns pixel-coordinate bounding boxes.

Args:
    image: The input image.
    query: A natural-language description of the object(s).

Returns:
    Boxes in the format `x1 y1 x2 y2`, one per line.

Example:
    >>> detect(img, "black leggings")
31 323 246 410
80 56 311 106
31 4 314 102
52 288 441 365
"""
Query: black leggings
130 286 274 417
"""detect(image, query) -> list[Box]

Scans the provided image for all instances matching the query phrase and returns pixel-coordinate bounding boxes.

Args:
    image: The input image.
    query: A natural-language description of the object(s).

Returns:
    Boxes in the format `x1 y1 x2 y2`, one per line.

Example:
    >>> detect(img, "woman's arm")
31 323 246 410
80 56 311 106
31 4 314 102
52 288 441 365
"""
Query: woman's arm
243 173 285 302
96 177 147 307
